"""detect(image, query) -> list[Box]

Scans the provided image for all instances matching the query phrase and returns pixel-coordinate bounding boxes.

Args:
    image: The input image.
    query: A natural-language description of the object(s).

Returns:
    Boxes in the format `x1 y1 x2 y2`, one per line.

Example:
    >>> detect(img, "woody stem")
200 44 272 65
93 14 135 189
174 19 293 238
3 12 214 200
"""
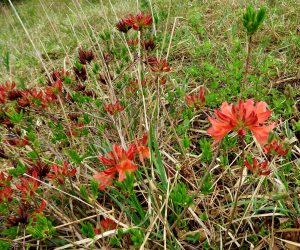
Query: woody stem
240 35 252 96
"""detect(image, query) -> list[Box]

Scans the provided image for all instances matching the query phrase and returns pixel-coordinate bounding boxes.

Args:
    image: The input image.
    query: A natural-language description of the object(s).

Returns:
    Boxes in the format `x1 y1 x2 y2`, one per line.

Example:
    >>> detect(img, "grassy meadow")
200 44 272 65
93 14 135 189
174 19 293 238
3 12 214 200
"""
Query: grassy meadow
0 0 299 249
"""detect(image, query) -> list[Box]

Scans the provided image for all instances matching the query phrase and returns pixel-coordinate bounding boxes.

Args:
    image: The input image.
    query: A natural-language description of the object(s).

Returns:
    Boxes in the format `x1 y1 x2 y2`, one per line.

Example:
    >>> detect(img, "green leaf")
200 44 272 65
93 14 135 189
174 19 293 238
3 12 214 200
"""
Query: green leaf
9 162 27 177
80 222 95 238
80 185 90 202
90 179 99 199
149 124 168 191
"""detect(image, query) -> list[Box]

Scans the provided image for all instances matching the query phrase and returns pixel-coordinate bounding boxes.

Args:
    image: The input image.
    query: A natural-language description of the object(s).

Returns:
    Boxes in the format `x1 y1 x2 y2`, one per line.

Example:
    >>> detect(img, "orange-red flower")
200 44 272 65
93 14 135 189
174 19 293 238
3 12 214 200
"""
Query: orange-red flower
78 48 95 65
47 161 76 184
186 87 205 108
0 187 13 203
93 167 116 190
127 38 139 46
97 144 137 182
116 18 132 33
244 158 270 176
16 171 40 200
263 139 288 156
146 57 170 73
0 91 6 103
207 99 276 145
94 218 117 234
104 100 124 115
130 133 150 161
0 172 12 187
124 12 152 31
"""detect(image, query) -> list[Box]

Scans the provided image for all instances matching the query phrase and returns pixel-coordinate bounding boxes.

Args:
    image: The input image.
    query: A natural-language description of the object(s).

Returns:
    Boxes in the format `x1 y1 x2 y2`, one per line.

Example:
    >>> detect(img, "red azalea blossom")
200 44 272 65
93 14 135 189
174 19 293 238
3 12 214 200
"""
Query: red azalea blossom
0 81 16 92
104 100 125 115
94 167 116 190
207 99 276 145
17 88 48 108
101 218 117 231
94 218 117 234
123 12 152 31
263 139 289 156
78 48 95 65
143 39 155 50
5 134 29 147
0 172 12 187
127 80 147 93
16 171 40 200
45 79 63 96
47 161 76 184
32 199 46 219
48 69 69 84
0 91 6 103
186 87 205 108
116 18 132 33
146 57 170 73
131 133 150 161
244 158 270 176
97 144 137 182
65 122 85 136
127 38 139 46
0 186 13 203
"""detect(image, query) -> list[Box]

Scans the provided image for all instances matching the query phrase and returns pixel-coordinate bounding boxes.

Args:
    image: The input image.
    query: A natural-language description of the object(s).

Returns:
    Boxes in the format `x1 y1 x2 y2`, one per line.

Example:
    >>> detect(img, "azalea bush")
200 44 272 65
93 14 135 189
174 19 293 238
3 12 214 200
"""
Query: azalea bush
0 0 299 249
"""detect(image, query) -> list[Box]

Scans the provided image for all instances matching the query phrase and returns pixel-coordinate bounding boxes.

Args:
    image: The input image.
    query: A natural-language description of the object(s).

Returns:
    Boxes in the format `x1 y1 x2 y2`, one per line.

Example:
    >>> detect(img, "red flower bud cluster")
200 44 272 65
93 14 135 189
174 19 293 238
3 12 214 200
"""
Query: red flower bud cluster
146 56 170 73
263 138 289 156
186 87 206 109
116 12 152 32
16 171 40 200
104 100 125 115
47 161 76 184
244 158 270 176
94 218 117 234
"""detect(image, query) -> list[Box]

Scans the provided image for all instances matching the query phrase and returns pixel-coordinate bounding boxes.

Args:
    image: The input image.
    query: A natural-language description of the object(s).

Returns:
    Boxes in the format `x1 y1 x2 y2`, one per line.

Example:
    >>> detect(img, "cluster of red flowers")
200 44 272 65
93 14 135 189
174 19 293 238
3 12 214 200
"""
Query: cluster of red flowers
146 56 170 73
16 171 40 200
0 172 13 203
186 87 206 109
244 158 270 176
94 218 117 234
127 79 148 93
5 129 29 147
263 138 289 156
0 79 64 109
65 121 85 136
104 100 125 115
47 161 76 184
94 134 150 190
78 48 95 65
208 99 276 145
116 12 152 32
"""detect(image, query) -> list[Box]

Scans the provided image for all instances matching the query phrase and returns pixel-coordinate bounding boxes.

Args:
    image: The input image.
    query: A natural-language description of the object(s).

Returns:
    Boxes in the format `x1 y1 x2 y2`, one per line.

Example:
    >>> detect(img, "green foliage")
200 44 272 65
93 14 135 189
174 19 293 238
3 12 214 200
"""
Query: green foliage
9 161 27 177
0 240 10 250
199 138 212 163
80 222 95 238
5 109 23 124
90 179 99 200
243 5 266 36
185 232 200 244
80 185 90 202
149 124 168 191
128 228 145 248
27 214 56 239
170 182 193 214
201 174 213 195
